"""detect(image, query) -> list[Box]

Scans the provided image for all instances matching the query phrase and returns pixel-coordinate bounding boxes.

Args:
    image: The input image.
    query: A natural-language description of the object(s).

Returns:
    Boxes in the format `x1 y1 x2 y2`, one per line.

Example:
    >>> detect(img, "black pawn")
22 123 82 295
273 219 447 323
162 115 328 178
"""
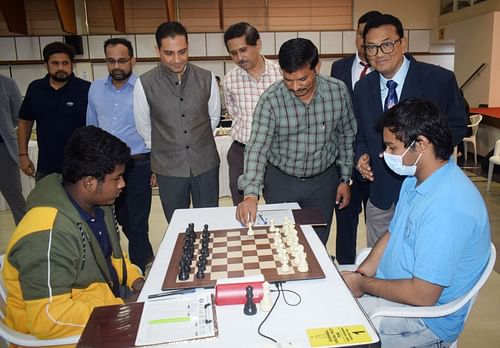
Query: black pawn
178 267 189 281
244 285 257 315
196 268 205 279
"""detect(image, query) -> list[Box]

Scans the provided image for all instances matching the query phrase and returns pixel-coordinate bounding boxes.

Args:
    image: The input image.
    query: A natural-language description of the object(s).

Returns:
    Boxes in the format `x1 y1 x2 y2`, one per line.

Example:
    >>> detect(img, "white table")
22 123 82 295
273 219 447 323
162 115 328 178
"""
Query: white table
0 140 37 211
138 204 380 348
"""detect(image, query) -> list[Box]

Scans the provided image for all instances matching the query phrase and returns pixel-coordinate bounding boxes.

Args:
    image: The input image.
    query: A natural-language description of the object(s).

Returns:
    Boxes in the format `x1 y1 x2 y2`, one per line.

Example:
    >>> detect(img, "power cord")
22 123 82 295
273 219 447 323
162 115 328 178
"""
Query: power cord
257 282 303 343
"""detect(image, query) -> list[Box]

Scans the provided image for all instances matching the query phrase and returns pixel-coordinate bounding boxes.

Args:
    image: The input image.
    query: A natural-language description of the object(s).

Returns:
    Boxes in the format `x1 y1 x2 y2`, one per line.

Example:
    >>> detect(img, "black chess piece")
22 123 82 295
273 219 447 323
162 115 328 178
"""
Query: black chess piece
196 268 205 279
243 285 257 315
178 267 189 281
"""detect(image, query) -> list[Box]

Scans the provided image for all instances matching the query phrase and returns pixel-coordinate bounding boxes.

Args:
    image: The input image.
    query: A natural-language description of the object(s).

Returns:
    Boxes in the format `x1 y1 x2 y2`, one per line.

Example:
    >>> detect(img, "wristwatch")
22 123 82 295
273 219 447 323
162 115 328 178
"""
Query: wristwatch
339 177 353 186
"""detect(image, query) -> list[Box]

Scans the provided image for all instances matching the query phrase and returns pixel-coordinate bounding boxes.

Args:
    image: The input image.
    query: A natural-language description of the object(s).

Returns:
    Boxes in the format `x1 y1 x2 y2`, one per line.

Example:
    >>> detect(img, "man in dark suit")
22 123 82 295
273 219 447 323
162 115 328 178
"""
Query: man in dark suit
330 10 381 264
353 14 467 247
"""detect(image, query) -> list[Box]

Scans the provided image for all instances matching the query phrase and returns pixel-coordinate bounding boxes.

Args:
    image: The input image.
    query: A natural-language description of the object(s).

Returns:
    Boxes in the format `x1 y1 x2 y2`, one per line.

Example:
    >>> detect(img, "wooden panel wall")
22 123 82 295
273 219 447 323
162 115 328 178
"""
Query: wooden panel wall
0 0 65 36
0 0 353 36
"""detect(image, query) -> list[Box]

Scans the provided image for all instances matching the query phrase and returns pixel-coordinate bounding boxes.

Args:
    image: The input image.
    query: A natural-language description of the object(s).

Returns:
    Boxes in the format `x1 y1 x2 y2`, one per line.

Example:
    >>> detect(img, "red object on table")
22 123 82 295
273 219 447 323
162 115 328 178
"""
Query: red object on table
215 280 264 305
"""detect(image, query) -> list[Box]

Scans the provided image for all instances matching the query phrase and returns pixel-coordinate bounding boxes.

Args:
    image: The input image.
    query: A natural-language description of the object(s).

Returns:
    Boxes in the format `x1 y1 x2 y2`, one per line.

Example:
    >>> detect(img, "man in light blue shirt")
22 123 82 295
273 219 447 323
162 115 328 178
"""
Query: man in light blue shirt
342 98 491 347
87 38 154 272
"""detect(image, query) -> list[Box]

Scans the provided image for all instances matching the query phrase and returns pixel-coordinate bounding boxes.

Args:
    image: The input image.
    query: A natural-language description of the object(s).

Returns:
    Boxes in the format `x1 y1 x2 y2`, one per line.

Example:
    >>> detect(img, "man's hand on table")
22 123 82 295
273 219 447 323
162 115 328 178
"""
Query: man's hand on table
341 271 365 298
124 278 145 303
236 196 258 226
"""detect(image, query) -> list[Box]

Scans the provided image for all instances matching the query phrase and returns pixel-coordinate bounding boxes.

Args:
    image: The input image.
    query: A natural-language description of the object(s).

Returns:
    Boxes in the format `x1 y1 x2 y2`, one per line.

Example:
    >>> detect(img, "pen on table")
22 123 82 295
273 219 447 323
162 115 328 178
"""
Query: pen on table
258 213 267 225
147 288 196 299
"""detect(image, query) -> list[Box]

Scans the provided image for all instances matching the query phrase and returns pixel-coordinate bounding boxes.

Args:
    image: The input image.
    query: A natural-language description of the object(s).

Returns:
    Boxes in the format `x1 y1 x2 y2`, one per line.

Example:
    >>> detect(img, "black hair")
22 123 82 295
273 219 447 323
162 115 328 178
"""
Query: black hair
155 21 188 48
278 38 319 73
223 22 260 49
104 37 134 57
378 98 453 160
363 13 404 40
358 10 382 26
42 42 76 62
63 126 130 184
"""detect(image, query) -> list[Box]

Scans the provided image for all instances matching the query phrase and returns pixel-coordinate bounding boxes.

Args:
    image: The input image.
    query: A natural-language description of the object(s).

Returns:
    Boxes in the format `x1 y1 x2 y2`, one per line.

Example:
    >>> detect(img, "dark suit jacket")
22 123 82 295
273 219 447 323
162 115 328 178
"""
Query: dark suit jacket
330 55 356 97
353 55 467 210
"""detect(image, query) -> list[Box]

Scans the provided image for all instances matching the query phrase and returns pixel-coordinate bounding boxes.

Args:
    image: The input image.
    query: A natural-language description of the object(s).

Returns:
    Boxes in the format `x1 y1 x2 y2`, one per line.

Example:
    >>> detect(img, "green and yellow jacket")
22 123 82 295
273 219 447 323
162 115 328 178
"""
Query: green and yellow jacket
2 174 143 342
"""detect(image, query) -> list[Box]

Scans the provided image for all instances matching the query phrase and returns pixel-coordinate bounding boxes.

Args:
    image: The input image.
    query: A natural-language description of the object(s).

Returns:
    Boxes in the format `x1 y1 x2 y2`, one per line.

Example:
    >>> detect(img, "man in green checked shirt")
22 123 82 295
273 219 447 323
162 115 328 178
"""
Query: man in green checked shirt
236 38 357 245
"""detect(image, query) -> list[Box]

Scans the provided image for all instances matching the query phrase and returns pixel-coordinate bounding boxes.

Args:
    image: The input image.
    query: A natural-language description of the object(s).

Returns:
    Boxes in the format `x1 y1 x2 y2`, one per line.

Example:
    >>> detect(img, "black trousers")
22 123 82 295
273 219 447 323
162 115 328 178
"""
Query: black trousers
157 165 219 223
115 157 154 272
227 141 245 206
334 173 369 264
263 164 338 245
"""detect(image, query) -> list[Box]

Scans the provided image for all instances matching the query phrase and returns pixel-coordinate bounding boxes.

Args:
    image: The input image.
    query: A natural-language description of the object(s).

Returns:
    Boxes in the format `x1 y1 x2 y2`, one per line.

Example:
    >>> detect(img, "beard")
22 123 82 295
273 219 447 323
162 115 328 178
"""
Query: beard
110 69 132 82
50 71 71 82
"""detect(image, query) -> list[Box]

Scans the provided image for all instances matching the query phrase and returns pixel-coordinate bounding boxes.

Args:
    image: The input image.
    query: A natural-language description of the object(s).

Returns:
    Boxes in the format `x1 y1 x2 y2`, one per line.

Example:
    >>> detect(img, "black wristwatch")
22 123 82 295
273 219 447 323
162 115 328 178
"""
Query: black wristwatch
339 177 353 186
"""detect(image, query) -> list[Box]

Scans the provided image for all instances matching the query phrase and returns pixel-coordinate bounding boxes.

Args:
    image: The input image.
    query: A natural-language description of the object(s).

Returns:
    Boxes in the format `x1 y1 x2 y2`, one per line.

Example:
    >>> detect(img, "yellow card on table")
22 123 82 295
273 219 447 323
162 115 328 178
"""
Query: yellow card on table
306 325 372 347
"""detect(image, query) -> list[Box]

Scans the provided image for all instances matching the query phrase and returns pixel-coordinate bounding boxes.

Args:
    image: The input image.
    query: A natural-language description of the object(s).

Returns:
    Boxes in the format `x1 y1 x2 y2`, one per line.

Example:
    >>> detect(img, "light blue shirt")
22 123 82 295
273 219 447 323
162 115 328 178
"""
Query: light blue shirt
379 56 410 107
377 161 491 342
87 74 148 155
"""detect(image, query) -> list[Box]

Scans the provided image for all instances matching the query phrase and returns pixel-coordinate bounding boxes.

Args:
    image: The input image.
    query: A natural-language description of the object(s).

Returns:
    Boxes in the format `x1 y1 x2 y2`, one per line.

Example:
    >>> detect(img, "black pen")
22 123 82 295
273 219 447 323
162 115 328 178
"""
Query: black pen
147 288 196 299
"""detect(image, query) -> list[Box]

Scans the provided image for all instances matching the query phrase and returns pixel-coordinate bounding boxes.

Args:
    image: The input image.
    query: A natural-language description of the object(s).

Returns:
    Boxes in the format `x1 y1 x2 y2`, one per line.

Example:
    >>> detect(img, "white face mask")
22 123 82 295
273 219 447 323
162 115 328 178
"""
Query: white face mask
383 140 422 176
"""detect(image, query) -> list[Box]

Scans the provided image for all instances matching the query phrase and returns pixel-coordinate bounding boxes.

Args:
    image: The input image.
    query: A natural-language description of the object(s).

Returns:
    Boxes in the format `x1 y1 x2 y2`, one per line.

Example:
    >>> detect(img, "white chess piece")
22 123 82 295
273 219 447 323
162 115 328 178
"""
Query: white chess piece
298 254 309 272
248 222 254 236
281 259 290 272
269 219 276 232
260 281 273 312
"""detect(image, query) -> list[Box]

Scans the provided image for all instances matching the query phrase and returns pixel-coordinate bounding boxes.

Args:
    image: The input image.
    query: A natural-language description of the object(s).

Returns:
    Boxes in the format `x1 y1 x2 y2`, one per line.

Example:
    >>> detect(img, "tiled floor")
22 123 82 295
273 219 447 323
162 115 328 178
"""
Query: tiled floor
1 161 499 347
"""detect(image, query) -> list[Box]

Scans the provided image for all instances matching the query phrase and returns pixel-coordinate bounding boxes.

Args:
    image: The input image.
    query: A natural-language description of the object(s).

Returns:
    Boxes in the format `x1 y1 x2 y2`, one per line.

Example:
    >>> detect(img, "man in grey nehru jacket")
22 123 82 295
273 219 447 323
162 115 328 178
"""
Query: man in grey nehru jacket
134 21 220 222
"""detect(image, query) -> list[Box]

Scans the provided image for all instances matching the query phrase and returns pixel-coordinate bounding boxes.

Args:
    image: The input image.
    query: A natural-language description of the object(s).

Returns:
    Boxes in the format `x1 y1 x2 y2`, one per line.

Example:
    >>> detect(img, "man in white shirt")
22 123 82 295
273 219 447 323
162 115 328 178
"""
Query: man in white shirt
223 22 282 205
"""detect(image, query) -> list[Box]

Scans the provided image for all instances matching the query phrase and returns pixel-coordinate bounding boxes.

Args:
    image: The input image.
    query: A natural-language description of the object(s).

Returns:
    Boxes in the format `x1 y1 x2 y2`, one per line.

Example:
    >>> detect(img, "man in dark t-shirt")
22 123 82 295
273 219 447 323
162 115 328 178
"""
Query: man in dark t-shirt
18 41 90 181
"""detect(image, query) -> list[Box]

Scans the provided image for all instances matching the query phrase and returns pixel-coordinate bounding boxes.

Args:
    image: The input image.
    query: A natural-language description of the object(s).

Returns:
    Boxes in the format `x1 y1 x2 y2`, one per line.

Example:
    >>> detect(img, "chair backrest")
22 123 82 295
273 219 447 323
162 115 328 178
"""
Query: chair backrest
494 139 500 157
467 114 483 136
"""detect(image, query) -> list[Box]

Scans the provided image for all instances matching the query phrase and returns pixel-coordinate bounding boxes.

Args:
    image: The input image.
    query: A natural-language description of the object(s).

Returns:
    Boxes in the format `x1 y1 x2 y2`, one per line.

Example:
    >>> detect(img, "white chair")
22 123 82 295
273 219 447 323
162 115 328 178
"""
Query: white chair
0 254 80 347
463 114 483 165
487 139 500 191
354 244 496 348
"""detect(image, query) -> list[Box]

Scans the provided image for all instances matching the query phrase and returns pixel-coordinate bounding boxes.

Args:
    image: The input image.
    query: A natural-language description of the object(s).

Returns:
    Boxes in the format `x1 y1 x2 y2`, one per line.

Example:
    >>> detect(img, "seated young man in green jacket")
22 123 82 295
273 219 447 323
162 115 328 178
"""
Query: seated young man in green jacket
3 125 144 340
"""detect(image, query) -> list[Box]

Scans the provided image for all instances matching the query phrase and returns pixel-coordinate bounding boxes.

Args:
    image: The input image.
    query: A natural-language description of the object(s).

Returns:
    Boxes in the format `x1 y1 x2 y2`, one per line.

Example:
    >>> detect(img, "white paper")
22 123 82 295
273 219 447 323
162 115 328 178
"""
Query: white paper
135 293 216 346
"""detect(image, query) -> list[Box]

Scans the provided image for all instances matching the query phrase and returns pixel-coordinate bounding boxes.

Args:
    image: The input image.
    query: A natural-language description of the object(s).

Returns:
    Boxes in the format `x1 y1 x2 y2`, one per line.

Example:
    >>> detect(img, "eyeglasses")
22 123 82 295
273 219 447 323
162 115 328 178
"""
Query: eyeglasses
363 39 402 57
105 58 131 65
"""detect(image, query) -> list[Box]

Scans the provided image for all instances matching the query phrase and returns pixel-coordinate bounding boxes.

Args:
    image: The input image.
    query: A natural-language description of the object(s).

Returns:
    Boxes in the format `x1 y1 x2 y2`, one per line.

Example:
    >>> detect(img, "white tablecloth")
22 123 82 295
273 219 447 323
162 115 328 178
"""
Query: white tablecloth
0 140 37 211
138 204 380 348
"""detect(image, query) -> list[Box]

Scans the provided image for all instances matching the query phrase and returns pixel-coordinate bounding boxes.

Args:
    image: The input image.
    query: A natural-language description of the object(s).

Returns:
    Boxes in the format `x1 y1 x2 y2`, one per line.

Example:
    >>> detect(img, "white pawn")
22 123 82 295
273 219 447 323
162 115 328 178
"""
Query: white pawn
281 259 290 273
248 222 254 236
260 281 273 312
298 254 309 272
269 219 276 232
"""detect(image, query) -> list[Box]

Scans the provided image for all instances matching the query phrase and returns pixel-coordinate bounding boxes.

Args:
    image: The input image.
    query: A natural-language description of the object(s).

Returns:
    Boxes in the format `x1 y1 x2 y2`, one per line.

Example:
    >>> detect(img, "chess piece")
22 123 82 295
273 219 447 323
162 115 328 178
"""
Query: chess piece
298 255 309 272
244 285 257 315
178 267 189 281
196 268 205 279
269 219 276 232
281 259 290 273
260 281 273 312
248 222 254 236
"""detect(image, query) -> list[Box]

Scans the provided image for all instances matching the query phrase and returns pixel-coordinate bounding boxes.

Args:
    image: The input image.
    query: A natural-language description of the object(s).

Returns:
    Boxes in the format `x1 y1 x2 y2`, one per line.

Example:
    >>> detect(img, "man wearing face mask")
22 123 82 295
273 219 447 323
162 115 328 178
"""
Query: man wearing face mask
87 38 154 272
342 98 491 347
18 42 90 181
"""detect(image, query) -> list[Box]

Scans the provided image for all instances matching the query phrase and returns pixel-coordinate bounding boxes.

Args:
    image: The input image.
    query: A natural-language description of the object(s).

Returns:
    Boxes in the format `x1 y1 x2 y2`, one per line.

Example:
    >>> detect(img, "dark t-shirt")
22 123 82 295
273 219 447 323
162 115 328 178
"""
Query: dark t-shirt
19 74 90 174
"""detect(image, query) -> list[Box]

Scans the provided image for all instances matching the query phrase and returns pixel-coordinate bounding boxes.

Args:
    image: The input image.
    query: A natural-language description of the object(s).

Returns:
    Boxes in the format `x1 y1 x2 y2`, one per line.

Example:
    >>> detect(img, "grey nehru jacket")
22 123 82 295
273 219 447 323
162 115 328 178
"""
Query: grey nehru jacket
140 63 220 177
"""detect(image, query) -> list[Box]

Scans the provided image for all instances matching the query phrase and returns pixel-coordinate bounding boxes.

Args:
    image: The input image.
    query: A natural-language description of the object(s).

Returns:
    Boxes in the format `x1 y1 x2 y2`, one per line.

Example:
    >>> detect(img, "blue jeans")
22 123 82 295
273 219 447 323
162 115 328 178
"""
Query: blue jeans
359 296 452 348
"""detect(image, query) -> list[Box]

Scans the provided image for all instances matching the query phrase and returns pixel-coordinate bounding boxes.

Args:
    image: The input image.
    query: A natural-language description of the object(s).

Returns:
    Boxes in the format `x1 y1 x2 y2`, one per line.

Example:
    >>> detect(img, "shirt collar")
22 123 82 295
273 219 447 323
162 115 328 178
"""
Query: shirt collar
65 188 103 223
104 73 137 89
406 160 453 195
238 56 274 79
380 55 410 87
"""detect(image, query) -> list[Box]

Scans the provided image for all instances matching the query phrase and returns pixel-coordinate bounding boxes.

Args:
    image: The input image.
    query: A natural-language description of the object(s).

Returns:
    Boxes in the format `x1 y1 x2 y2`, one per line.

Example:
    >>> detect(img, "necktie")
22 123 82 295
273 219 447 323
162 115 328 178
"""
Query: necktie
359 62 369 80
384 80 398 111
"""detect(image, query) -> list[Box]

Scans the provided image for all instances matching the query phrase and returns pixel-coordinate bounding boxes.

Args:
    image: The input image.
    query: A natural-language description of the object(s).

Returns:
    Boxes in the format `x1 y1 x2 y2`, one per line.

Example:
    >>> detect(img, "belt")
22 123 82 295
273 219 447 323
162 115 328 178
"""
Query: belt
271 163 334 180
130 153 150 161
233 140 246 148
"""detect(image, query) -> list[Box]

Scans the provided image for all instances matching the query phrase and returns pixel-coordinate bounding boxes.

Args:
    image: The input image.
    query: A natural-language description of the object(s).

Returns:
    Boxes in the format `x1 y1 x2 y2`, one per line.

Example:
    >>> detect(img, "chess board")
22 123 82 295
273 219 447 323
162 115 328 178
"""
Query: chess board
162 225 325 290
